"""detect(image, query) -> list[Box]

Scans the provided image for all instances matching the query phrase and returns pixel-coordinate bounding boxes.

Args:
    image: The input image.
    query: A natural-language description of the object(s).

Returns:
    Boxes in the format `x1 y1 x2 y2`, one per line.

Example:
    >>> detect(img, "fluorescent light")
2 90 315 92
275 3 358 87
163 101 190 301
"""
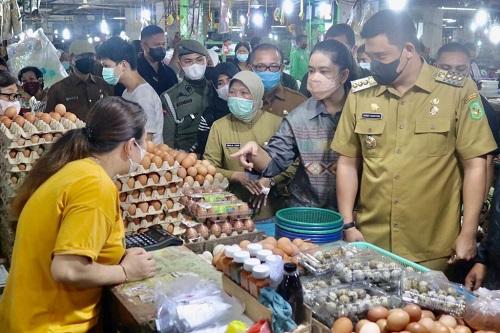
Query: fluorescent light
100 19 109 35
282 0 294 15
141 8 151 22
318 2 332 19
252 12 264 27
62 27 70 40
477 40 482 47
489 25 500 44
442 18 457 23
268 33 273 39
475 9 489 27
239 15 246 25
87 37 93 44
470 22 477 31
387 0 407 11
112 17 126 20
439 7 477 11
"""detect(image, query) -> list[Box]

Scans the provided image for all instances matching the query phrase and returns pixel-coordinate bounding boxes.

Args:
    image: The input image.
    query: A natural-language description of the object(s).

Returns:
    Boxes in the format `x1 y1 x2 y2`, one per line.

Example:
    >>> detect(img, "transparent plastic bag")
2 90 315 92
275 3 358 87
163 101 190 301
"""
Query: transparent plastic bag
7 28 68 89
155 275 245 332
464 288 500 331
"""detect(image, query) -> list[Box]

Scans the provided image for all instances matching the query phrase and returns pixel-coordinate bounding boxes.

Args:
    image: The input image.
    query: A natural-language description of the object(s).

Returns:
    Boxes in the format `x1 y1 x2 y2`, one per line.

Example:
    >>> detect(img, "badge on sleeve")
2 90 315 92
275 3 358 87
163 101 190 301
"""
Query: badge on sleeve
466 93 484 120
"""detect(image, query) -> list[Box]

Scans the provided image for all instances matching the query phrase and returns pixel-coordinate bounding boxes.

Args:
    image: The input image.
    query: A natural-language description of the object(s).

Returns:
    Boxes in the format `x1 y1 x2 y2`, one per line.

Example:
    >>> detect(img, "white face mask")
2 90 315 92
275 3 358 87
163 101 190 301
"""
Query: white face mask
0 100 21 115
182 63 207 80
359 62 371 71
216 84 229 101
128 140 145 173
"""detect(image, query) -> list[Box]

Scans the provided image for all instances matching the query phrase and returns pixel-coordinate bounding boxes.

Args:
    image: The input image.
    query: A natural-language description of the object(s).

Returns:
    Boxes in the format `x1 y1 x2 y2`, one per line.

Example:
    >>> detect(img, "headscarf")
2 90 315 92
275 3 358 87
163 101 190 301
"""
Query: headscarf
230 70 264 112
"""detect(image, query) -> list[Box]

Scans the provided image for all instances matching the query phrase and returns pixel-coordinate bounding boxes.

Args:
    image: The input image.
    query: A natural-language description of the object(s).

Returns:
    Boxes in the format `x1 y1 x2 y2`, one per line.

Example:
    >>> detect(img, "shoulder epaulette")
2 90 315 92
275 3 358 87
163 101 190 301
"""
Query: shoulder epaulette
434 70 466 87
351 76 378 93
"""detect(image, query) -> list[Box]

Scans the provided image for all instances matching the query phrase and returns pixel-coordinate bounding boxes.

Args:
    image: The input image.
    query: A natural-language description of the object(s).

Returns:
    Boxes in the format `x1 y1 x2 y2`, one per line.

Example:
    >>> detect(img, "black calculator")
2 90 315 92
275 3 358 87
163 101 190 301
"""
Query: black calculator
125 224 183 251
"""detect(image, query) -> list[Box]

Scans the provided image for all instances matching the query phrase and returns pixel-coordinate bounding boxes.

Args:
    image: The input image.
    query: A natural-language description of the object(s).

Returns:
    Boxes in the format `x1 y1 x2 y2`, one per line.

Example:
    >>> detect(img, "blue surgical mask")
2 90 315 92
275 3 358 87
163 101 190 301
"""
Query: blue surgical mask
256 71 281 91
102 67 120 85
227 97 256 123
236 53 249 63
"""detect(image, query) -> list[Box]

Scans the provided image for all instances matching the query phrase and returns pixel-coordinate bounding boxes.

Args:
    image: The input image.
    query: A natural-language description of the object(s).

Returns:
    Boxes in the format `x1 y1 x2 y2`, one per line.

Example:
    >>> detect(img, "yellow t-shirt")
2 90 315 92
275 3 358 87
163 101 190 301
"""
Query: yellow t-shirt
0 158 125 333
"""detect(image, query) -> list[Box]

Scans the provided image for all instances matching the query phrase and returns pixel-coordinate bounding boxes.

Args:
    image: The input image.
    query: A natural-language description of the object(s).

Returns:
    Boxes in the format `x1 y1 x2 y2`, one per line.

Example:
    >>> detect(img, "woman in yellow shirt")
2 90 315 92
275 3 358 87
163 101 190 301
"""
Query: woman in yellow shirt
0 97 156 333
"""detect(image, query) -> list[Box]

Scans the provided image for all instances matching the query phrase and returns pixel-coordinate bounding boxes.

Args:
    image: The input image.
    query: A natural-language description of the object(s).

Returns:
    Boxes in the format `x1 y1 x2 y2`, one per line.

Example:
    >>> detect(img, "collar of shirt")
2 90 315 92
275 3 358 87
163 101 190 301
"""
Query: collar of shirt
306 98 331 120
374 61 436 98
69 72 96 85
264 84 285 105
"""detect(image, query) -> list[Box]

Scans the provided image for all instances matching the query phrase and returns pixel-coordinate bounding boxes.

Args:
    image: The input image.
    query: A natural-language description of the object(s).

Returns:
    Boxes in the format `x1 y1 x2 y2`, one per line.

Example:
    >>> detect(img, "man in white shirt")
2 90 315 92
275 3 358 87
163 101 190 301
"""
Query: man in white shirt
97 37 164 143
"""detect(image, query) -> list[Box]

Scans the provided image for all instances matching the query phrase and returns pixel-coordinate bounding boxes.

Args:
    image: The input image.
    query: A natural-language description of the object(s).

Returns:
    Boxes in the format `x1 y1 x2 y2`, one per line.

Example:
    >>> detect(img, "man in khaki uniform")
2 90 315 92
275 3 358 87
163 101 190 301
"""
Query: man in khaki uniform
332 10 497 271
249 43 306 117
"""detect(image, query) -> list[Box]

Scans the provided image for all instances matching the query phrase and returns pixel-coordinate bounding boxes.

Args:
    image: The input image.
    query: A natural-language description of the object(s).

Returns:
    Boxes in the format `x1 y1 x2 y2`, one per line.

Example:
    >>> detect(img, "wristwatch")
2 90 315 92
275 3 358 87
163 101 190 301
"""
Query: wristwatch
343 221 357 230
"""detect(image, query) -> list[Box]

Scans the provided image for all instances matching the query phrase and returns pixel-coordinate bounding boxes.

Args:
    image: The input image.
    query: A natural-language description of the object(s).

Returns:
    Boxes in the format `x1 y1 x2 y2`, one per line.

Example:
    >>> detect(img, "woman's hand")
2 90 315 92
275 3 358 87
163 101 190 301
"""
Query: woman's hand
231 171 262 195
120 247 156 282
230 142 260 171
465 263 487 291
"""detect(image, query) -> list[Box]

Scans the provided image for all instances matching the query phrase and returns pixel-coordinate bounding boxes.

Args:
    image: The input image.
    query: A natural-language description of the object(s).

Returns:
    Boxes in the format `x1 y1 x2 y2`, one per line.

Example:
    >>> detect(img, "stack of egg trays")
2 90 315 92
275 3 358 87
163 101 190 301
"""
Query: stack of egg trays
400 270 475 317
306 282 401 327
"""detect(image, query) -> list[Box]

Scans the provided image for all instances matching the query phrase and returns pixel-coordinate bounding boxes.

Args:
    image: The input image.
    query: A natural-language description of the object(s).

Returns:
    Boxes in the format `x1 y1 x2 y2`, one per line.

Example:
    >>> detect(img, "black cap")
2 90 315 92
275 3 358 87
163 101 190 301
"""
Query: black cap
284 263 297 273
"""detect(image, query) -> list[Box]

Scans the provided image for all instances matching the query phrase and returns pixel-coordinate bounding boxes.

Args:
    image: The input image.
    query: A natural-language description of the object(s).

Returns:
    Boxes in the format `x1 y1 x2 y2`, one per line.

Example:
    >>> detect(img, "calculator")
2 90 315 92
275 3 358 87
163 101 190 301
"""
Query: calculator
125 224 183 251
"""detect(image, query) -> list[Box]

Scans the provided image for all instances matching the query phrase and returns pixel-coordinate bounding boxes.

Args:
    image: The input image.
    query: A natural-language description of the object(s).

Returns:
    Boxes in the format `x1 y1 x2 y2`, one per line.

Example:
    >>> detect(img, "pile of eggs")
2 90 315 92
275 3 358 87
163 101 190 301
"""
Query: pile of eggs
175 218 256 241
254 236 316 264
332 304 480 333
0 104 77 131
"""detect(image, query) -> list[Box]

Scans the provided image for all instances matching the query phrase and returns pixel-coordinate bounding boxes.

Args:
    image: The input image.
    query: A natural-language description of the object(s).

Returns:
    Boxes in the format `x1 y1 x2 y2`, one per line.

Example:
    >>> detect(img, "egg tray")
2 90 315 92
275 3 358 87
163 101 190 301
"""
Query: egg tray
0 161 33 173
306 283 400 327
0 117 83 140
119 189 184 204
3 149 41 165
182 228 255 243
118 174 183 193
182 190 236 202
124 213 188 234
400 272 474 317
188 201 252 219
122 201 184 220
1 136 55 150
115 160 180 180
298 241 368 276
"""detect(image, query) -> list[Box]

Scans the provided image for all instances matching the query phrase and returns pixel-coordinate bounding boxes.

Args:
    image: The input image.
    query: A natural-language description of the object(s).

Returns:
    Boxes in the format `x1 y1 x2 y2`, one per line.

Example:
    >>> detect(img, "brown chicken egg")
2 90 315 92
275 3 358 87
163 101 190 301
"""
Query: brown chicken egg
64 112 77 122
164 171 173 181
244 219 255 232
177 167 187 179
221 221 232 235
175 152 187 163
49 112 61 121
145 215 154 222
1 118 12 128
144 188 153 197
376 319 388 333
438 315 457 329
205 174 214 184
387 309 410 332
404 304 422 322
18 163 27 170
196 224 210 239
164 154 174 166
13 115 25 127
187 166 198 177
430 322 450 333
141 156 151 169
137 175 148 186
170 211 179 218
151 155 163 168
210 223 222 237
127 177 135 189
169 184 178 193
4 107 17 119
131 190 140 198
149 172 160 184
360 322 382 333
197 166 208 176
36 147 44 155
8 150 17 158
138 202 149 213
233 220 244 234
119 193 127 202
368 306 390 322
151 200 162 210
332 317 353 333
195 174 205 184
127 204 137 215
453 326 471 333
39 113 51 124
146 141 155 153
166 199 174 210
421 311 436 320
166 223 175 234
114 179 122 191
419 318 435 331
42 133 53 142
54 104 66 115
185 227 198 240
158 143 170 151
10 175 18 184
184 176 195 186
406 322 429 333
181 156 195 168
157 186 166 195
23 113 36 123
356 319 371 333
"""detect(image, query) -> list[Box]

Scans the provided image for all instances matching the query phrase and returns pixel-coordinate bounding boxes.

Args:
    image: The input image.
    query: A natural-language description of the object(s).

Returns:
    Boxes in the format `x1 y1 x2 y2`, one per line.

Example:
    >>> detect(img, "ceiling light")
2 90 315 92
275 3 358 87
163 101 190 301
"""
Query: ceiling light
87 37 93 44
282 0 294 15
474 9 489 27
100 19 109 35
252 12 264 27
240 15 246 25
439 7 477 11
318 2 332 19
489 25 500 44
62 27 70 40
442 18 457 23
387 0 407 11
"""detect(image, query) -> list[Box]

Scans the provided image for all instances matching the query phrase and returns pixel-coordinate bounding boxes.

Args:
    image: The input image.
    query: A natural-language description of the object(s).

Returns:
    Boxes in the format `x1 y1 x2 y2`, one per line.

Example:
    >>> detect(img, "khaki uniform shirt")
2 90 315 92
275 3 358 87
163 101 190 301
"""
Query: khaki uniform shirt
263 85 306 117
45 73 112 122
204 111 296 219
332 63 497 262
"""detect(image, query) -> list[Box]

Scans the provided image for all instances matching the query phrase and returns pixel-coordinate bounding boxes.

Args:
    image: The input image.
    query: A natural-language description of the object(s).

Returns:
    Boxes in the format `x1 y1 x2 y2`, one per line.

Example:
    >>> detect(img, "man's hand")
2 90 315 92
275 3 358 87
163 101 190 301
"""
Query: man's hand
230 142 259 171
344 228 365 242
231 171 262 195
465 263 487 291
449 232 477 263
258 177 272 189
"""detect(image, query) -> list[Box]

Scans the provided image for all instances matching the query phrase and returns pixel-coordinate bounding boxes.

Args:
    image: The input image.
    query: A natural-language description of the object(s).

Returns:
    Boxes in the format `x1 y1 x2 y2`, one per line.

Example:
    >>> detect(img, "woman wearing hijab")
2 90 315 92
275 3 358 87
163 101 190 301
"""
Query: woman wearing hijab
196 62 240 155
233 42 251 71
204 71 296 219
231 40 357 211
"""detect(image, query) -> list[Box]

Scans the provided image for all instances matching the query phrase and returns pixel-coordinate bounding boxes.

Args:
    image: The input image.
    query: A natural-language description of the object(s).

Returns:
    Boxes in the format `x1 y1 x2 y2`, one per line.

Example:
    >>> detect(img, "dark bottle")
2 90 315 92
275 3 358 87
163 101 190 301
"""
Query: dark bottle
276 263 304 324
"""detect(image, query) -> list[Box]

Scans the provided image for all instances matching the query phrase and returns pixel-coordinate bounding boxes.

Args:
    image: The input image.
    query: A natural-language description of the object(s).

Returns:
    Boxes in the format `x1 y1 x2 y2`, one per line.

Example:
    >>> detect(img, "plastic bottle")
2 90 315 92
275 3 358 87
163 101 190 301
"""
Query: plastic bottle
247 243 263 257
276 263 304 324
222 245 240 277
256 249 273 262
265 254 284 288
230 251 250 284
240 258 261 291
248 264 271 298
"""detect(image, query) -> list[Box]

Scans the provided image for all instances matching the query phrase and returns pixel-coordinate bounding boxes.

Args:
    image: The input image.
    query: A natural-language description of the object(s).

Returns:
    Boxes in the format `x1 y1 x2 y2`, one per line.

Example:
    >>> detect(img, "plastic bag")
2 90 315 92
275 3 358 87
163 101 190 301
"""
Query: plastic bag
247 320 272 333
7 28 68 88
464 288 500 331
155 275 245 332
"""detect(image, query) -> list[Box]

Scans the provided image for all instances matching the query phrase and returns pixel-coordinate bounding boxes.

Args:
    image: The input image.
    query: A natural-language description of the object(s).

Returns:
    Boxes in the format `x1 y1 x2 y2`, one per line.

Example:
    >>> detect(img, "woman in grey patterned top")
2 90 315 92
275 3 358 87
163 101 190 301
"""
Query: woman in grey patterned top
231 40 357 210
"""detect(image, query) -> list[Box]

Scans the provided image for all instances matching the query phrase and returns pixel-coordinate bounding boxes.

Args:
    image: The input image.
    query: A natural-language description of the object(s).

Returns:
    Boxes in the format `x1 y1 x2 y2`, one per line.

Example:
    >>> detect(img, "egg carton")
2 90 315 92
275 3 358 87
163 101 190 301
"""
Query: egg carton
1 134 55 150
124 212 188 234
188 201 253 221
0 120 69 141
0 169 28 184
118 173 183 192
120 197 182 211
307 283 400 326
4 149 41 165
119 188 184 204
115 160 180 179
122 201 184 220
183 191 238 203
181 177 230 191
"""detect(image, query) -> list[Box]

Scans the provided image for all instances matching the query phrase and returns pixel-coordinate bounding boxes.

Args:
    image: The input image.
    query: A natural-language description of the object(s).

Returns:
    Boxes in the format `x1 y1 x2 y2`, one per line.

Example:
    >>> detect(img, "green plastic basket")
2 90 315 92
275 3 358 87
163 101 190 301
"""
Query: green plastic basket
276 207 343 228
276 223 344 235
350 242 430 272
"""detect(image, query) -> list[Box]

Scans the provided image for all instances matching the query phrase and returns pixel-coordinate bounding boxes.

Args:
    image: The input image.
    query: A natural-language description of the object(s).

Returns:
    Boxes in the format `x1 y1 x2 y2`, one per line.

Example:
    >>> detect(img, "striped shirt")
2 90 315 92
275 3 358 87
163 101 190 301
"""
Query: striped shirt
260 98 340 210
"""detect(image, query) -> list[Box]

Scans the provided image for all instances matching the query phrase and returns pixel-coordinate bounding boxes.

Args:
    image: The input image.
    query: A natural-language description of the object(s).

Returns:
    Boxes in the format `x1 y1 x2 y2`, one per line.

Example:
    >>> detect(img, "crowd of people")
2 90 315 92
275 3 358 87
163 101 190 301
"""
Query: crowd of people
0 8 499 332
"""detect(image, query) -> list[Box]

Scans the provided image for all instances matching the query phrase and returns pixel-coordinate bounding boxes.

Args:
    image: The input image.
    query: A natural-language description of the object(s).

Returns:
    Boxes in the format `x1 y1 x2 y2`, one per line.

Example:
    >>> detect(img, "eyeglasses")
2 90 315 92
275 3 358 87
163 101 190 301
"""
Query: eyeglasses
251 64 282 72
0 93 21 101
180 56 206 66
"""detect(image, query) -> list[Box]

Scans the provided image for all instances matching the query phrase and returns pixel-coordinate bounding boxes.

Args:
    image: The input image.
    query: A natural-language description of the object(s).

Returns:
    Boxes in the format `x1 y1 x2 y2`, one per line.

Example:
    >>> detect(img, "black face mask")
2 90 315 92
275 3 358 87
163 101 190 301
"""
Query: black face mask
371 50 405 85
149 47 166 62
74 57 95 74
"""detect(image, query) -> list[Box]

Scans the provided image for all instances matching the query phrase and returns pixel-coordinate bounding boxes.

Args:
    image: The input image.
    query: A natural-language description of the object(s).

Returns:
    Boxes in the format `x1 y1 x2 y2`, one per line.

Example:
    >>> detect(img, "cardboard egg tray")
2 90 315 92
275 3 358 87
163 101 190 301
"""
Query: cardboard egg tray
2 137 54 150
115 160 180 179
122 201 184 220
0 117 83 141
0 161 33 173
187 201 253 222
124 211 188 234
4 149 41 165
119 189 183 204
118 173 183 193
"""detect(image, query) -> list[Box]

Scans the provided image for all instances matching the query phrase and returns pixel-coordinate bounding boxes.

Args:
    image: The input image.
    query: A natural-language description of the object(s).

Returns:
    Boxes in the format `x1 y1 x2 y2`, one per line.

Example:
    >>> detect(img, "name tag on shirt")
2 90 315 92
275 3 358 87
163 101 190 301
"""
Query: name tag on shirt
361 112 383 120
226 143 241 148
